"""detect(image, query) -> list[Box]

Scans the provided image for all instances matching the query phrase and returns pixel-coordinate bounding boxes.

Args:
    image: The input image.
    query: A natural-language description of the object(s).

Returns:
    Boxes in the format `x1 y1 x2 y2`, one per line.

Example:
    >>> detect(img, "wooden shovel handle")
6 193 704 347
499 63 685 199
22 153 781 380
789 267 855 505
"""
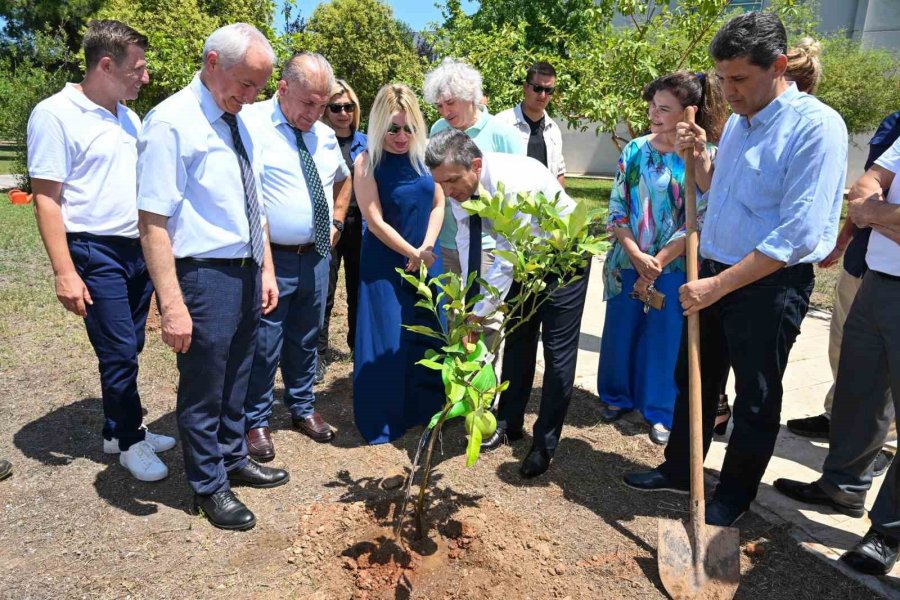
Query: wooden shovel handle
681 107 706 538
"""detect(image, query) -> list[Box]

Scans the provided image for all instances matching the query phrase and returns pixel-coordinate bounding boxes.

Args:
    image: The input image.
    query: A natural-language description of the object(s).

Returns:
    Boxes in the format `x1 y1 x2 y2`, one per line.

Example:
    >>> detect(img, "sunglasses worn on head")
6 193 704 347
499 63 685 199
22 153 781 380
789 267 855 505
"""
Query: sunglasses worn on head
387 123 415 135
328 103 355 114
527 82 555 95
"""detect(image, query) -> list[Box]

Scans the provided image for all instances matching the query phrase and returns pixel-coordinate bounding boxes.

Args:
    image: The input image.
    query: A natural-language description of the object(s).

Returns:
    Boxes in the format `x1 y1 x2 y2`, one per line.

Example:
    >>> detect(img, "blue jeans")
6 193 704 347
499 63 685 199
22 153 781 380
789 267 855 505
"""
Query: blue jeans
245 249 329 429
68 234 153 451
598 269 684 429
176 261 260 495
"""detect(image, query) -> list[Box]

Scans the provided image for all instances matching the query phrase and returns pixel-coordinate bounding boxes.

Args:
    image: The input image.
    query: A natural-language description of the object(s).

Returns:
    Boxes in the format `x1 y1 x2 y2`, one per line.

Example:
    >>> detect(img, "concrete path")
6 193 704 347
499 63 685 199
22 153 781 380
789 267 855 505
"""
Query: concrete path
0 174 19 190
538 256 899 597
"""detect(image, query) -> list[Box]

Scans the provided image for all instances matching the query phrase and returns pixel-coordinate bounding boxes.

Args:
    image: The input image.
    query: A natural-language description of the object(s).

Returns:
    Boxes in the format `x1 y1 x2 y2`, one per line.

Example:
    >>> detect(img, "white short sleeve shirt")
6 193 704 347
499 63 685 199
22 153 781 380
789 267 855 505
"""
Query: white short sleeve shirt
867 138 900 276
243 99 349 245
27 83 142 238
137 75 267 259
495 104 567 178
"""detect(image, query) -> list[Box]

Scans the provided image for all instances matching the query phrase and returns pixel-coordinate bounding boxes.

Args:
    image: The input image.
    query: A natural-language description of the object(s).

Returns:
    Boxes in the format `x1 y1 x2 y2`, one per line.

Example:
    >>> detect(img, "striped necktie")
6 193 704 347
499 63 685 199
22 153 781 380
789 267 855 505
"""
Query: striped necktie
221 112 265 266
291 127 331 258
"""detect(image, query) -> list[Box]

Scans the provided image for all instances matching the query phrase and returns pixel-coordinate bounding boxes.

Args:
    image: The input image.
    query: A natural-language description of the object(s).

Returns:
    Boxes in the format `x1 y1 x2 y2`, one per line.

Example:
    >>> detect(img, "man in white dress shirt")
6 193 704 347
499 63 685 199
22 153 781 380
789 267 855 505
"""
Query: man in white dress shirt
425 129 590 479
28 20 175 483
137 23 288 531
242 53 350 458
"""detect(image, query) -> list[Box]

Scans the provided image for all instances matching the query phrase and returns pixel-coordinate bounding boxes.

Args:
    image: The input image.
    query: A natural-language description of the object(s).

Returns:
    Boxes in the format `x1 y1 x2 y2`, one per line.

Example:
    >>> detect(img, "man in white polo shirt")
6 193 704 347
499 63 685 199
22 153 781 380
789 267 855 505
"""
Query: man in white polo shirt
241 53 350 459
138 23 288 531
28 19 175 482
496 61 566 187
773 136 900 576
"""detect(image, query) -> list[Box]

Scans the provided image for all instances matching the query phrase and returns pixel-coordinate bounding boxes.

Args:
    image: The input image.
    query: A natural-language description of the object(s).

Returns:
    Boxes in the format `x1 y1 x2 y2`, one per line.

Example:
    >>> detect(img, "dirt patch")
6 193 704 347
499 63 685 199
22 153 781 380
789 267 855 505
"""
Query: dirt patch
0 236 888 600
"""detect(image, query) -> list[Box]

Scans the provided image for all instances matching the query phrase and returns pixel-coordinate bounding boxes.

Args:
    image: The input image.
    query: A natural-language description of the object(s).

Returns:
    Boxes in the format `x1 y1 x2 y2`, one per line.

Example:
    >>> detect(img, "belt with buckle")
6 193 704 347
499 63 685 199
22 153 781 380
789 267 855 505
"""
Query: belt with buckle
271 243 316 254
176 257 255 267
66 232 141 246
873 270 900 283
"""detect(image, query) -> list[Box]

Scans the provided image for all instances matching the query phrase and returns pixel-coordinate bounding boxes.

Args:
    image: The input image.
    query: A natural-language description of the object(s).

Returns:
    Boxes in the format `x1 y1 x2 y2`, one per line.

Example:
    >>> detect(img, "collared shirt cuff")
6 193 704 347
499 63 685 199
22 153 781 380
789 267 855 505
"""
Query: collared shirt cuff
473 295 500 319
756 237 796 265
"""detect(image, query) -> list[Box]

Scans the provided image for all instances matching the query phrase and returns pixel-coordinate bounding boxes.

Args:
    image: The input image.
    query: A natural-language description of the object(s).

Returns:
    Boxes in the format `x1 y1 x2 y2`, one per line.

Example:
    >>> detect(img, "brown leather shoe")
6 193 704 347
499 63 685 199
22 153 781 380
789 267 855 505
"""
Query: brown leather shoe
292 412 335 443
246 427 275 462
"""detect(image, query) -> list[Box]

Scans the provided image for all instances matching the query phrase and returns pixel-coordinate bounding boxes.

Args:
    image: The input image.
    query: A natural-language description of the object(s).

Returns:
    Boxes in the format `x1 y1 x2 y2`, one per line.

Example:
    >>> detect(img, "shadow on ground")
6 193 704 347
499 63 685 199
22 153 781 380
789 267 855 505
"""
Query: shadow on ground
13 397 189 516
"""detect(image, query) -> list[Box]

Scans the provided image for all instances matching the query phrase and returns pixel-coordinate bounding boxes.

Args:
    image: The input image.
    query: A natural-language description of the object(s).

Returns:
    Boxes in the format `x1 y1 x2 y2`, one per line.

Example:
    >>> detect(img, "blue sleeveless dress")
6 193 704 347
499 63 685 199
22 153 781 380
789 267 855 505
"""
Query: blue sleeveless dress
353 151 445 444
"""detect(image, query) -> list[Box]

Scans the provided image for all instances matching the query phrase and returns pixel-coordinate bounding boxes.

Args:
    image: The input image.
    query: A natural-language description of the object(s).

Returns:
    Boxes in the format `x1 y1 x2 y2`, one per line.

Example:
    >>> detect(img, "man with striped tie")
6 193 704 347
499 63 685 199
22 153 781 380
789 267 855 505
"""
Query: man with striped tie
137 23 289 531
242 53 350 458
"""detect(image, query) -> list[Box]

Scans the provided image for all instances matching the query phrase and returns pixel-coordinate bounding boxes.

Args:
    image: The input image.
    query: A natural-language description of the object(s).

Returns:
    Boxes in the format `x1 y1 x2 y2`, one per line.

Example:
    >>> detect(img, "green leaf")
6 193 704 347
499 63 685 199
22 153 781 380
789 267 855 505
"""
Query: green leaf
403 325 444 340
465 426 483 467
470 363 497 394
415 358 444 371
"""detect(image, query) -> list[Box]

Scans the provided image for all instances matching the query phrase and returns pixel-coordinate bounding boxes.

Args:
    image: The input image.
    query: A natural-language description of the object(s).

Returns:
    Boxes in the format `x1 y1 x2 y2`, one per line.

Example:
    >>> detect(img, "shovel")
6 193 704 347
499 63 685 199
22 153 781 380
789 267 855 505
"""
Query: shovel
657 107 740 600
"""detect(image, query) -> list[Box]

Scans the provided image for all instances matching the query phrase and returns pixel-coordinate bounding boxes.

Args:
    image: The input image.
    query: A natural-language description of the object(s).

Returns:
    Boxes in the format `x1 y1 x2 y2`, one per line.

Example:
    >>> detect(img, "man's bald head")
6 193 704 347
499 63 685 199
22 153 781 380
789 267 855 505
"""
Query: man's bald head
281 52 336 96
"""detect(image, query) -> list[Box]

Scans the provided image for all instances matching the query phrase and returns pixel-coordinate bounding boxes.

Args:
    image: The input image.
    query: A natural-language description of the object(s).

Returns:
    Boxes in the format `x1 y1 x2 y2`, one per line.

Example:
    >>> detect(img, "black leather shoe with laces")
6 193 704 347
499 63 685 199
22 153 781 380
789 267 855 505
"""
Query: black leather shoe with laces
480 426 524 451
194 490 256 531
841 528 900 576
228 460 290 488
519 445 551 478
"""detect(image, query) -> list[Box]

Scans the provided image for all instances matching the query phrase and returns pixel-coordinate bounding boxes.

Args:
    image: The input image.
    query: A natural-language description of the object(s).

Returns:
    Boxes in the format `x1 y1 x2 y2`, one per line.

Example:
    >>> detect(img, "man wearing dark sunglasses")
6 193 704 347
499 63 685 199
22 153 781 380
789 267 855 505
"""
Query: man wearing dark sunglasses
497 61 567 188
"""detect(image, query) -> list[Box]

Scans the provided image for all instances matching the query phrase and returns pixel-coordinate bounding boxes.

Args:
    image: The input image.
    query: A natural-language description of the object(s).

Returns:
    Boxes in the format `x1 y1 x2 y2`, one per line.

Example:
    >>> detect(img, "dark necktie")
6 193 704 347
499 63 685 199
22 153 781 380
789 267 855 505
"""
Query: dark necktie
221 112 265 266
291 127 331 258
465 195 483 304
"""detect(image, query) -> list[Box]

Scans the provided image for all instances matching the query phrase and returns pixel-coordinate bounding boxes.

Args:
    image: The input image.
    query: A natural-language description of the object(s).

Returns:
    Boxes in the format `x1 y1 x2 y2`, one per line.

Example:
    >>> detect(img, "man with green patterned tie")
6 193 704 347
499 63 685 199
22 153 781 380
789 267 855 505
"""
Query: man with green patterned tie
242 53 351 459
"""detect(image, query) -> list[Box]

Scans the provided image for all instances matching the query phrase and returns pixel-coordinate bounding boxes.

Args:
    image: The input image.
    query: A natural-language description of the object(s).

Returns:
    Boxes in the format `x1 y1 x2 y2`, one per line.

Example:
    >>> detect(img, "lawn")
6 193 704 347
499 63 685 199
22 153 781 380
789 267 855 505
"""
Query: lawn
0 144 20 175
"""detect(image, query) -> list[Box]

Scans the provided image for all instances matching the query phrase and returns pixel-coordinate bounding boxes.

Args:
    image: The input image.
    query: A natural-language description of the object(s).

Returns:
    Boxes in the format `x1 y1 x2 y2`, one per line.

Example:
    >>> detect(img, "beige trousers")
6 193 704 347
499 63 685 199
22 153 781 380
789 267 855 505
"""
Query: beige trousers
824 268 896 448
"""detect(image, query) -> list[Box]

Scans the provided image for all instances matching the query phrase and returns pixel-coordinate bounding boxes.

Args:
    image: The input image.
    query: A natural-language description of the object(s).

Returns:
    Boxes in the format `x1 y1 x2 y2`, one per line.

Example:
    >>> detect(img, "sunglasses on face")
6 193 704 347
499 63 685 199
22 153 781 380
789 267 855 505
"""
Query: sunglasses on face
328 103 355 114
527 82 555 95
387 123 415 135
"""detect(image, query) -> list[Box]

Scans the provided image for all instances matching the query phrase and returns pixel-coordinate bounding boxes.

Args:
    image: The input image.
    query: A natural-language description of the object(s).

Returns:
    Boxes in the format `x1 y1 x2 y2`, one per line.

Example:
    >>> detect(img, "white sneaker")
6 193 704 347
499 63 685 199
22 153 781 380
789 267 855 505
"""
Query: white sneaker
104 430 176 454
119 440 169 482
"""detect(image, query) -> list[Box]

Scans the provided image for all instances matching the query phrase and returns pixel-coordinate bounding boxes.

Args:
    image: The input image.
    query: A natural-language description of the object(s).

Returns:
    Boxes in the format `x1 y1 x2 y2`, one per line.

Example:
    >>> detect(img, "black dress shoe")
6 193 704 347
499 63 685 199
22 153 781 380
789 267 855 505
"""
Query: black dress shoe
600 405 630 423
841 528 900 576
520 446 551 479
228 460 290 489
705 499 746 527
773 478 864 518
786 414 830 439
874 449 894 478
0 459 12 481
480 426 524 451
194 490 256 531
623 468 689 494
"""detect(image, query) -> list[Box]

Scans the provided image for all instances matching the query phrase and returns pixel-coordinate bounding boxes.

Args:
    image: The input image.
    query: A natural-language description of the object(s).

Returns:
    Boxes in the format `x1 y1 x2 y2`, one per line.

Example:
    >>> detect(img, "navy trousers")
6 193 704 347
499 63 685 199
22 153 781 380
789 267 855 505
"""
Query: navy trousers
497 261 591 454
320 205 363 355
176 261 260 495
660 260 813 511
245 249 329 429
68 233 153 451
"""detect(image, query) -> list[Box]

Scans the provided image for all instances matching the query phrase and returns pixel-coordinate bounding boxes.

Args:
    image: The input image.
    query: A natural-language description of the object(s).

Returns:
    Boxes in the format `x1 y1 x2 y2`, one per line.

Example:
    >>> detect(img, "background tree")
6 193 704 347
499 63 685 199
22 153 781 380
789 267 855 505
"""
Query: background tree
288 0 424 124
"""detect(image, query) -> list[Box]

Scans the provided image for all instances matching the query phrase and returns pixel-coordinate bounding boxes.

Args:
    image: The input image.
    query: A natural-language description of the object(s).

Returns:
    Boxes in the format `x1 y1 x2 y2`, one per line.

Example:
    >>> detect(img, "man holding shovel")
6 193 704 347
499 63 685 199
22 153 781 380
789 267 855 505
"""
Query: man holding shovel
623 12 848 528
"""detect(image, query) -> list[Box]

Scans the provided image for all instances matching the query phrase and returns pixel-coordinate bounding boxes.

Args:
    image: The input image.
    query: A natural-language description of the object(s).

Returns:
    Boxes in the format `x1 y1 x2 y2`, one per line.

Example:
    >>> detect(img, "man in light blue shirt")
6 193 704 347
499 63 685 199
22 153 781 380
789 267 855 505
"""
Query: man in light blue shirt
624 12 848 528
138 23 288 531
242 53 350 458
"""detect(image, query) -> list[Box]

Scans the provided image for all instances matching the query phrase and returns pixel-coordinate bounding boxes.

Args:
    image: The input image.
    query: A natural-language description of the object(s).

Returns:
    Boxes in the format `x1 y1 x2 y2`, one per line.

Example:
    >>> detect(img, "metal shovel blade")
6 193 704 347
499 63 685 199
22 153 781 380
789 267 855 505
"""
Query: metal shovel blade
658 518 740 600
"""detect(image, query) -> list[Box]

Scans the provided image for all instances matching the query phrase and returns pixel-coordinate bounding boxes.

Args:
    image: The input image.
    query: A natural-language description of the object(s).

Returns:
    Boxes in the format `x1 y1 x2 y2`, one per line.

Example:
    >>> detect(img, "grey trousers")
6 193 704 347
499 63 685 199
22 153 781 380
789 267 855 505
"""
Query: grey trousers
819 271 900 538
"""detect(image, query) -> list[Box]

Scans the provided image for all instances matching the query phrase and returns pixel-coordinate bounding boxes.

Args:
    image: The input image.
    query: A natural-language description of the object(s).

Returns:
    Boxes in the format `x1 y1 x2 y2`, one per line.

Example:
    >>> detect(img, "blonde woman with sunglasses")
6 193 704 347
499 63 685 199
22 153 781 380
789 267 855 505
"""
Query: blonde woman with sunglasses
352 83 446 445
317 79 368 381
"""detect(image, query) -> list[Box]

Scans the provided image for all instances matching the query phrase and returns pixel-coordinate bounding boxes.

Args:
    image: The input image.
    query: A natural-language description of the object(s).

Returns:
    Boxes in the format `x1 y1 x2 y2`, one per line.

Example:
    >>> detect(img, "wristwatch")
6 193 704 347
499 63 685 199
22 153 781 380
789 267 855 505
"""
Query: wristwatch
332 219 344 233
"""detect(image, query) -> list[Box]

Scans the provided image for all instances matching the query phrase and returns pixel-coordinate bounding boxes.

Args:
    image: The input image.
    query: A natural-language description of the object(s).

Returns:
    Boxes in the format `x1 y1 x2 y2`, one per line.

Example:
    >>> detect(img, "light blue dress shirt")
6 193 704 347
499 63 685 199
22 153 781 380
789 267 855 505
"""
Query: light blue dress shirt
137 75 266 259
243 98 349 245
701 84 848 266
